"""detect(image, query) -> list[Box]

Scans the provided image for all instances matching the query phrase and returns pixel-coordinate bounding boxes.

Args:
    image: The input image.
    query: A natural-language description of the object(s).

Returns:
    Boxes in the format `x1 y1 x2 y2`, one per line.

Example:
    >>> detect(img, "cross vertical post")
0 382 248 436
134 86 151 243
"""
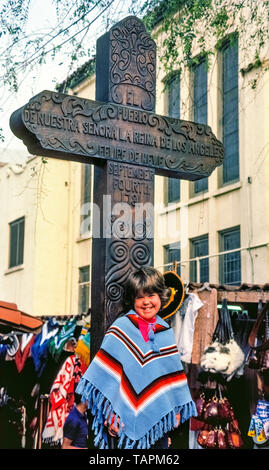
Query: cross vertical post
91 17 156 359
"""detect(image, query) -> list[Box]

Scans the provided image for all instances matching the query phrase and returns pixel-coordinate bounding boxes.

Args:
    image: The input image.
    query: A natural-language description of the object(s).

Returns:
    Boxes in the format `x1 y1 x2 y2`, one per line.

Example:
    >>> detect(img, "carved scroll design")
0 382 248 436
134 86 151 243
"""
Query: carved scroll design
109 16 156 111
17 91 224 178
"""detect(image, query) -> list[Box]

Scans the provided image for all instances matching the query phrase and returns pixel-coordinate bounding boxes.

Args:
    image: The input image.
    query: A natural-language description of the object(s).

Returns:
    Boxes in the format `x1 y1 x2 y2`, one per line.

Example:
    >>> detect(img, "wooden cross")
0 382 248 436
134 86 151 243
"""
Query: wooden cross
10 16 224 359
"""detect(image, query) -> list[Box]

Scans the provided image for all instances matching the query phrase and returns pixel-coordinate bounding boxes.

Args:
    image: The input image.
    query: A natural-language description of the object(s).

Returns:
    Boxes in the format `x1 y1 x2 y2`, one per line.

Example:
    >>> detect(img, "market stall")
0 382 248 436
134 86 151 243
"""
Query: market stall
0 301 91 449
169 281 269 449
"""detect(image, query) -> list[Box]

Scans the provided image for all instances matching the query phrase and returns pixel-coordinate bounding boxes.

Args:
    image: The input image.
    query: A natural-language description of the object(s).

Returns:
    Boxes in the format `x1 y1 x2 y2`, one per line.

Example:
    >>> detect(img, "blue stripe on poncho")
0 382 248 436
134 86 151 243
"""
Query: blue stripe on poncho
76 311 197 449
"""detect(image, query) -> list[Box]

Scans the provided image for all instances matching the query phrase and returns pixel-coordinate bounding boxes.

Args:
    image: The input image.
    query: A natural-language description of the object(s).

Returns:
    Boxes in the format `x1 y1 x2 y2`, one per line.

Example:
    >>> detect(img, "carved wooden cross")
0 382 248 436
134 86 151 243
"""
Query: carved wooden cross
10 17 224 358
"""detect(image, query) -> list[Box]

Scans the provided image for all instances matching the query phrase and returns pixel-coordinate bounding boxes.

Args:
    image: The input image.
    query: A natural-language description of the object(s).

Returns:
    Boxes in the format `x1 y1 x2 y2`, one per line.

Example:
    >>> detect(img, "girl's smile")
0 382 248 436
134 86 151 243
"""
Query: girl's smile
134 291 161 321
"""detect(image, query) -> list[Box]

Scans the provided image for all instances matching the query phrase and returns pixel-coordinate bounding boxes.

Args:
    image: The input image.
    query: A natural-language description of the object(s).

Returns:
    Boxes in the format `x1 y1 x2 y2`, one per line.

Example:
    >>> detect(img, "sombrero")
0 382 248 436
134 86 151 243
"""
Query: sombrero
160 271 185 320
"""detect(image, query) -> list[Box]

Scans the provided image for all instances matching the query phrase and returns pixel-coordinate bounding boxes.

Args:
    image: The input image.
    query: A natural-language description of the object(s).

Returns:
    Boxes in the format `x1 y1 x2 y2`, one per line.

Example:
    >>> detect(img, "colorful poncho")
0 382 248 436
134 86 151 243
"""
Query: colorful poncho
76 311 197 449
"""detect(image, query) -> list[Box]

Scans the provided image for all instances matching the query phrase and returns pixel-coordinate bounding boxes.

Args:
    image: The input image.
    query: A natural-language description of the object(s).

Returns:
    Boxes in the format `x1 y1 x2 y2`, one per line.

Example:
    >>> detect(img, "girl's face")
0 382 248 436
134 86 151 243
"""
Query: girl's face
134 290 161 321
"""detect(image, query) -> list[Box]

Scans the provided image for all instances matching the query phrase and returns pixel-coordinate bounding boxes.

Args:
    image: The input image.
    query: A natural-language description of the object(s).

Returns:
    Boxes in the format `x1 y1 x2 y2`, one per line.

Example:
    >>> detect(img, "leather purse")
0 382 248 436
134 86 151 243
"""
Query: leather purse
227 429 244 449
203 396 219 424
217 426 227 449
218 397 235 422
195 392 206 419
247 303 269 371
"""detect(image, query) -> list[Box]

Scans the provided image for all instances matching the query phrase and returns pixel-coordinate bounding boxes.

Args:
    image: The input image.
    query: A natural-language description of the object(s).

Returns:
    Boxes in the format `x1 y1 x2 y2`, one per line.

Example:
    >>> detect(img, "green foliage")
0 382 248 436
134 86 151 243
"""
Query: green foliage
143 0 269 79
0 0 268 144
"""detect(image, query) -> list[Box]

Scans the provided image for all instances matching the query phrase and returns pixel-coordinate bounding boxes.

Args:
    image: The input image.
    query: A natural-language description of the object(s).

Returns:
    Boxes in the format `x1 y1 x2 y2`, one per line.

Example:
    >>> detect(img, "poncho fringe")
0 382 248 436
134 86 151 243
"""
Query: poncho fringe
76 377 197 449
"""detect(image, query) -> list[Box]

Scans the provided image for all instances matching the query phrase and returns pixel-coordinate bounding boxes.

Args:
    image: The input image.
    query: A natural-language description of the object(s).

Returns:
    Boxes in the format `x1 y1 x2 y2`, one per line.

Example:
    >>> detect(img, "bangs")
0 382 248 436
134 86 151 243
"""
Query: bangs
121 267 171 314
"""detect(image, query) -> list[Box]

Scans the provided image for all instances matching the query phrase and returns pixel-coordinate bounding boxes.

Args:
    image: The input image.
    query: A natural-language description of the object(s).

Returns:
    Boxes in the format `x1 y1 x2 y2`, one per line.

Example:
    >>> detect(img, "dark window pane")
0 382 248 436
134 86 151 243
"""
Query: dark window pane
81 164 92 235
168 178 180 203
193 59 208 193
194 177 208 194
222 39 239 183
164 243 181 275
83 164 91 204
78 266 90 314
9 217 24 268
168 73 180 118
167 73 180 202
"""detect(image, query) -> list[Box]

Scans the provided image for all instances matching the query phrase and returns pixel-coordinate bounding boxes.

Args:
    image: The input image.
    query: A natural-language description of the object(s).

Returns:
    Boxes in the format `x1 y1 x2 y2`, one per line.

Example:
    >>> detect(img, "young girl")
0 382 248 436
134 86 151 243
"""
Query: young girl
76 267 197 449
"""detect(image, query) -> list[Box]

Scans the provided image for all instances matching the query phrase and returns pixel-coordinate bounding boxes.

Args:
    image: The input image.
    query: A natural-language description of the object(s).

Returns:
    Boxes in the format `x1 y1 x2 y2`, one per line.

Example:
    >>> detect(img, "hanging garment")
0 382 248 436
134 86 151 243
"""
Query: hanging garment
75 324 91 368
49 319 77 362
248 399 269 445
73 356 88 389
0 343 7 361
5 335 20 358
191 288 219 365
42 354 76 446
31 319 60 377
171 294 204 363
76 311 197 449
15 334 35 373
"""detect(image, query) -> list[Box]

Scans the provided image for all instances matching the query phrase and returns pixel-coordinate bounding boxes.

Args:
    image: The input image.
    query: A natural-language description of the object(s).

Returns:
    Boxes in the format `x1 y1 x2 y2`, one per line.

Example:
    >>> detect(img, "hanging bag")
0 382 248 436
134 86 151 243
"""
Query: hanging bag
200 298 245 379
246 302 269 372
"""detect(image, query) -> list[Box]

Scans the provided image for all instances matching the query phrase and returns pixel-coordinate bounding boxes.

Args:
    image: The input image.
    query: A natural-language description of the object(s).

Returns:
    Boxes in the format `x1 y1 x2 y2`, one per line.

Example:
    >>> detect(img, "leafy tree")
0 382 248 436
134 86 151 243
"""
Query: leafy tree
1 0 268 144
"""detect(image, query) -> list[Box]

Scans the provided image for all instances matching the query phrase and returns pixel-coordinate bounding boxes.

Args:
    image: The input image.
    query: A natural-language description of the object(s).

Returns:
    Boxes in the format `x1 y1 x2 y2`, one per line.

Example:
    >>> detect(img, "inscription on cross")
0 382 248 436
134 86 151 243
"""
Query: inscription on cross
10 16 224 359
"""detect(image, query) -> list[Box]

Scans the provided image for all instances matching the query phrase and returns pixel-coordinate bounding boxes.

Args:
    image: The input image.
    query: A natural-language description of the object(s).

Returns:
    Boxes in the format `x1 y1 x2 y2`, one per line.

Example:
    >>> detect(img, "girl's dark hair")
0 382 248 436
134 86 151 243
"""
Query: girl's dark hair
120 266 171 314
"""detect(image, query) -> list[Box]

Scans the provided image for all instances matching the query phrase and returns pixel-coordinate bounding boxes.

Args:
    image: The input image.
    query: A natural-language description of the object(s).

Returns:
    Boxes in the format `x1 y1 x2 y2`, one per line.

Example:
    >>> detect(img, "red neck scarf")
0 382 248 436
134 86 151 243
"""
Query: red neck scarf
136 313 157 342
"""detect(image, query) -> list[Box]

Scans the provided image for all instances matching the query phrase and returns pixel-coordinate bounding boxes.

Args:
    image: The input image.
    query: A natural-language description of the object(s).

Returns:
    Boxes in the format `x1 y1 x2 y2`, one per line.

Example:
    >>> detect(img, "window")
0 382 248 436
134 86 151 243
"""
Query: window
190 235 209 283
78 266 90 314
219 227 241 285
9 217 25 268
166 73 180 203
164 242 181 275
81 164 92 235
193 59 208 194
222 38 239 184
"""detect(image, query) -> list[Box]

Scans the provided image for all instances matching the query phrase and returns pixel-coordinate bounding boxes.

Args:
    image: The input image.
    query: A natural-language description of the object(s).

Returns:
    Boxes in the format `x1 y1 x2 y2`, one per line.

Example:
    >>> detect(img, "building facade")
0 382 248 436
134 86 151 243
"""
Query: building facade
0 5 268 318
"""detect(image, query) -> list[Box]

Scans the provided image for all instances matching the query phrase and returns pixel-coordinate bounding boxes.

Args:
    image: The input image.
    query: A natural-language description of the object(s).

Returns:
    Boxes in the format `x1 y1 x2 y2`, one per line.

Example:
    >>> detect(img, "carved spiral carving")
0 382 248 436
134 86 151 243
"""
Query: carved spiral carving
109 240 129 262
106 282 123 302
130 242 151 269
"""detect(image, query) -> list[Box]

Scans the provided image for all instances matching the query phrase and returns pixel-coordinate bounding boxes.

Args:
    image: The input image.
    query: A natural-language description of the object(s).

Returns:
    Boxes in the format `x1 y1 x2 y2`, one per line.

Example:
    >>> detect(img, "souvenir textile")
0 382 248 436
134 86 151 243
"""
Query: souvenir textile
49 319 77 362
15 334 35 373
4 334 20 357
75 329 91 367
31 319 60 377
42 355 76 446
76 311 197 449
248 399 269 445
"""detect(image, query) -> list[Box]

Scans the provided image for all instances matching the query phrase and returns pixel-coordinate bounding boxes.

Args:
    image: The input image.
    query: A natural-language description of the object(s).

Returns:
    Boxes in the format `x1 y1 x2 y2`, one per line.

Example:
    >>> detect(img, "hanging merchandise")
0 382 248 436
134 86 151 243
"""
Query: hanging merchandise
171 294 203 364
200 298 245 381
246 302 269 372
191 287 219 365
15 334 35 374
31 318 60 377
75 323 91 368
195 387 244 449
49 318 77 362
248 399 269 445
42 354 76 447
73 356 88 388
3 334 20 358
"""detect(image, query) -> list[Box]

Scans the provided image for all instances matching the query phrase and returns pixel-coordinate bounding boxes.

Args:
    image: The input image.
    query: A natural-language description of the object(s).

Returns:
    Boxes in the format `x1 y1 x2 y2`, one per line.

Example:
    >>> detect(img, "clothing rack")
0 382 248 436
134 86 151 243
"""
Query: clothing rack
183 281 269 304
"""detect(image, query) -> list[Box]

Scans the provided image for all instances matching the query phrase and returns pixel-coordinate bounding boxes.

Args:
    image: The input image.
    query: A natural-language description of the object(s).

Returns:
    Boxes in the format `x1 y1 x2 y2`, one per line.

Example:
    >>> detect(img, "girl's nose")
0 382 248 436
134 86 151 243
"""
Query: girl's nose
142 297 150 305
